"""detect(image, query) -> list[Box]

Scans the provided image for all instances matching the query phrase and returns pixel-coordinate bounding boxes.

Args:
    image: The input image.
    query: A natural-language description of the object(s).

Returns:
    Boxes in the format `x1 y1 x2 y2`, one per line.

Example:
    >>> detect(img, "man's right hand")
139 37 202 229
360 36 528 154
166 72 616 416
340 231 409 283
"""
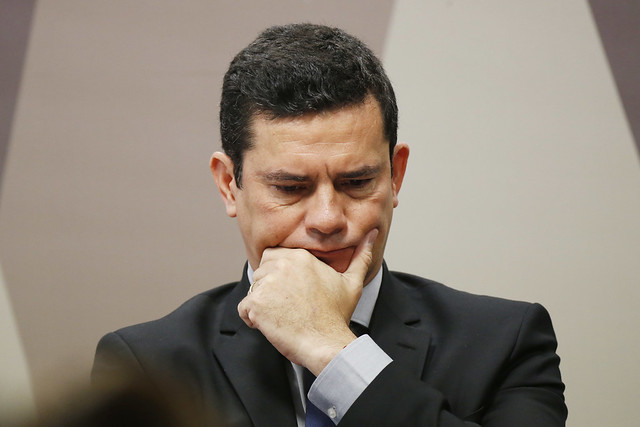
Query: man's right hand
237 229 378 375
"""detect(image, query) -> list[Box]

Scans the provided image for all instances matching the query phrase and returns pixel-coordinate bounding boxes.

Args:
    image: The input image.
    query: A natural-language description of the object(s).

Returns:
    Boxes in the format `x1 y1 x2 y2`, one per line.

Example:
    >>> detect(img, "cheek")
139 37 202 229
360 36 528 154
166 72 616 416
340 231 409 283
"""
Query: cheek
349 193 394 228
255 205 306 246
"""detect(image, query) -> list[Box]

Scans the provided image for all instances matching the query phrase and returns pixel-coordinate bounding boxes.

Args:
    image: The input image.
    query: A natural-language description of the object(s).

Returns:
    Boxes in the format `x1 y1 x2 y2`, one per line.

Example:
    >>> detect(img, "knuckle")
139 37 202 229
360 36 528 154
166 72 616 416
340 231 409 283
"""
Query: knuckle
292 248 307 258
274 257 290 270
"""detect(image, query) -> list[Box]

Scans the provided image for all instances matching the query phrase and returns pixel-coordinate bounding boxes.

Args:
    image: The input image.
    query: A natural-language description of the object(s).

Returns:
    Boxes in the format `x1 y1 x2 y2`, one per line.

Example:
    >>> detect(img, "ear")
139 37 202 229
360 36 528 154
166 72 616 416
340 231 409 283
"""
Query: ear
210 152 238 218
391 143 409 208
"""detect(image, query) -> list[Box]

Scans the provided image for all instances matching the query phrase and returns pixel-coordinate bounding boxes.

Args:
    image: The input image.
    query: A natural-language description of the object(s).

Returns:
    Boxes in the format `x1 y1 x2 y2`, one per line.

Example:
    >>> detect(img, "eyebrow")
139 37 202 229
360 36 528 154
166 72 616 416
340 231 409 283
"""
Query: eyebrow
260 171 310 182
260 166 381 182
337 165 381 179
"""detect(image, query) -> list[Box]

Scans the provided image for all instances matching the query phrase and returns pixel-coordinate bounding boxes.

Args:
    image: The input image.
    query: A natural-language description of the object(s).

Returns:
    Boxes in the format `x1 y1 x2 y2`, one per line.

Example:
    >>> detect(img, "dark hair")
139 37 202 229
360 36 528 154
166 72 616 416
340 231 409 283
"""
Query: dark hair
219 23 398 186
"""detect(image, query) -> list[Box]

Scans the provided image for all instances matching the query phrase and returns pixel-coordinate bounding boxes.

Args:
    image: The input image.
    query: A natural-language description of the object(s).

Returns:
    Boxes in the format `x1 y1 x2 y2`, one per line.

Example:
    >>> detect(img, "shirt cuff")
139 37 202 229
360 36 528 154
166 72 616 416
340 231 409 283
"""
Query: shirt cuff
308 335 392 424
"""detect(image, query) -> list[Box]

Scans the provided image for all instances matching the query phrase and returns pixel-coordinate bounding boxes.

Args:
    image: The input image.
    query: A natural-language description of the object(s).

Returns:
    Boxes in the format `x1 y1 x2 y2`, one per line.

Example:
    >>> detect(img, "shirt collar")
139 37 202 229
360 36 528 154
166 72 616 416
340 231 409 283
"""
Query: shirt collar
245 263 382 328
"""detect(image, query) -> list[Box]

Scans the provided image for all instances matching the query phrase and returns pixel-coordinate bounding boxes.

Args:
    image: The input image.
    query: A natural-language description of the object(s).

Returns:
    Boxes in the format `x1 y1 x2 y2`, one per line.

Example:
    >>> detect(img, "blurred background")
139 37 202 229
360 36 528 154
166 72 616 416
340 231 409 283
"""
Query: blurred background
1 1 638 425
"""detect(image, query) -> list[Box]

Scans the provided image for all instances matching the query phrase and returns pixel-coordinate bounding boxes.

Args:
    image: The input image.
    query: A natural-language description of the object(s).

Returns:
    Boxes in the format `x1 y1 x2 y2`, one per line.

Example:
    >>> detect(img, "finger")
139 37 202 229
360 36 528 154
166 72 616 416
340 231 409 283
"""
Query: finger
254 247 285 281
255 247 313 281
258 248 273 267
344 228 378 283
248 280 258 295
237 299 255 328
258 246 286 266
253 248 275 282
253 248 282 282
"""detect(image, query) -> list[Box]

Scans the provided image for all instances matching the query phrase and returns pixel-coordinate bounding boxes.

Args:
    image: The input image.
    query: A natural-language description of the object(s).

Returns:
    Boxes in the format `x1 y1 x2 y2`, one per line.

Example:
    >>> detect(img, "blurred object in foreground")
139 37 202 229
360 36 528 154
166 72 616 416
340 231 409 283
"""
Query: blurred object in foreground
17 371 220 427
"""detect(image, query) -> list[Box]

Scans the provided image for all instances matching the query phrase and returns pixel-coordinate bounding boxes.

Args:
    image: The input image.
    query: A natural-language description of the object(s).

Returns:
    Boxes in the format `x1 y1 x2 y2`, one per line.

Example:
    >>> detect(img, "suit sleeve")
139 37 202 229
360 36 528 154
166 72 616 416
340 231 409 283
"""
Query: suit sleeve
339 303 567 426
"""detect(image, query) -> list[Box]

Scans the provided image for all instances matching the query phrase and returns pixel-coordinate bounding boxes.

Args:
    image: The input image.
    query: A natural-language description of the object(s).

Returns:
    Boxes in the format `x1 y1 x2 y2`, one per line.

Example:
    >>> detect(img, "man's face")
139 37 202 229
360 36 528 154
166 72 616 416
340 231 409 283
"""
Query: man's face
212 96 408 285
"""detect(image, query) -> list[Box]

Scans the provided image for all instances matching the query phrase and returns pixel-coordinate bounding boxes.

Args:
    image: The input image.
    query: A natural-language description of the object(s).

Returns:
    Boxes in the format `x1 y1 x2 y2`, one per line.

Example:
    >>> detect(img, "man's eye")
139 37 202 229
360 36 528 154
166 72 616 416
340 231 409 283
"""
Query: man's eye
342 178 373 189
275 185 306 193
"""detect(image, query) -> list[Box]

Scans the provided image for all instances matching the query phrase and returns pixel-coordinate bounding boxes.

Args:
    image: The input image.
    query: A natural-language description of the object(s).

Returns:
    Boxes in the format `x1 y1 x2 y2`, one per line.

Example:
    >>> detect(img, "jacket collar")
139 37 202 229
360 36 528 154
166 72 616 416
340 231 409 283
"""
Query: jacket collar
212 265 297 427
369 264 432 379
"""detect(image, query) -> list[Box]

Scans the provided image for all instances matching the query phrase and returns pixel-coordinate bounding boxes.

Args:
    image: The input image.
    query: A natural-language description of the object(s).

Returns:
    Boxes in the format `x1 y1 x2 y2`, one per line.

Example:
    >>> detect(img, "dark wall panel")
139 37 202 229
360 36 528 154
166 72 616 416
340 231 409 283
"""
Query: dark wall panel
0 0 36 198
589 0 640 156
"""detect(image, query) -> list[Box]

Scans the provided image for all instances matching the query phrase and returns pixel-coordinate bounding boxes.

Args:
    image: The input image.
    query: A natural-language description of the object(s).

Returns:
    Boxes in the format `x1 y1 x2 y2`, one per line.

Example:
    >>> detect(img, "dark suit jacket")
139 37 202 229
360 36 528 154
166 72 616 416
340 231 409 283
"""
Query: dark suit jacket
92 265 567 426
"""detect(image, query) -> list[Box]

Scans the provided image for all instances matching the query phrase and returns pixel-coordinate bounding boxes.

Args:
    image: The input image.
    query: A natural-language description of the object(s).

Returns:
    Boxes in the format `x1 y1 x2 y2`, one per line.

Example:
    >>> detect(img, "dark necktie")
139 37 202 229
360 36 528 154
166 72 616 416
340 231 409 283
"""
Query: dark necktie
304 321 369 426
304 369 334 427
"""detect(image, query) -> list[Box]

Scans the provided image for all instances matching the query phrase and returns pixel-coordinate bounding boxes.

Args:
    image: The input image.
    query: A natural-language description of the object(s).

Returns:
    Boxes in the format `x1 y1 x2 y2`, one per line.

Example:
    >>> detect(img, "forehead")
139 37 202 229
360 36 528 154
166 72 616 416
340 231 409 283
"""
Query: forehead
248 97 387 159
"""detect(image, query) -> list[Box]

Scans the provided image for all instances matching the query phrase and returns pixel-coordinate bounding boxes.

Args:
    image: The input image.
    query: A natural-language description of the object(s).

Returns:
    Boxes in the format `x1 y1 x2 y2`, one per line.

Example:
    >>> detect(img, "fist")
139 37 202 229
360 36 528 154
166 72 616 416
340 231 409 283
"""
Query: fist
238 229 378 375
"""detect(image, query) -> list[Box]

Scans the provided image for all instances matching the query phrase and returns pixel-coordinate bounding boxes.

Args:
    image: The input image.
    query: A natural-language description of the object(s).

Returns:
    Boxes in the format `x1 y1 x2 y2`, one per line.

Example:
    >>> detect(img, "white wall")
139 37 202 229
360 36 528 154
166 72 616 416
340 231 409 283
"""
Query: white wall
0 266 34 423
2 1 638 425
384 1 640 426
0 0 395 412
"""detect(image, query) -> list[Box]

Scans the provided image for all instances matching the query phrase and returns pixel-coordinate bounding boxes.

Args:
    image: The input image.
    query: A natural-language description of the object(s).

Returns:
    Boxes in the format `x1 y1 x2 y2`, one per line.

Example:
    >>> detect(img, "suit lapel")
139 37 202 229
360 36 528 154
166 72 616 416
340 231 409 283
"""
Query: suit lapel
369 265 432 380
212 268 297 427
209 264 431 425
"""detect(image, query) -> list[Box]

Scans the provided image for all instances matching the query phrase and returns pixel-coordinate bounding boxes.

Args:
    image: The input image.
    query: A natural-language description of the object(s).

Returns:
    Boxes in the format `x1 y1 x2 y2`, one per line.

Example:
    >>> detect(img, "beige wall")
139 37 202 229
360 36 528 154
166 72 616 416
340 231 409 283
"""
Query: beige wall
0 266 34 423
1 1 639 425
0 0 395 412
384 2 640 426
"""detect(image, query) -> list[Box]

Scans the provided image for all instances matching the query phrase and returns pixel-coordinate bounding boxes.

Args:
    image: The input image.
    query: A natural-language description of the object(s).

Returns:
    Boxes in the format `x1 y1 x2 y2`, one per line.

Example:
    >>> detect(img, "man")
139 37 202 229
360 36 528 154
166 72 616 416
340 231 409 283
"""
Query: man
93 24 567 426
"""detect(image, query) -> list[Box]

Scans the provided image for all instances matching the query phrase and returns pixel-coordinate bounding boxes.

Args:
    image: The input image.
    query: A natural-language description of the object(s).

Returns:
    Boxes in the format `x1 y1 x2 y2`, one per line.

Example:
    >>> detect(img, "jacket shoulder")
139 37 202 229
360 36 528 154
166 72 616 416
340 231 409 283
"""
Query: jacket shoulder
100 282 239 356
390 270 534 307
386 270 549 330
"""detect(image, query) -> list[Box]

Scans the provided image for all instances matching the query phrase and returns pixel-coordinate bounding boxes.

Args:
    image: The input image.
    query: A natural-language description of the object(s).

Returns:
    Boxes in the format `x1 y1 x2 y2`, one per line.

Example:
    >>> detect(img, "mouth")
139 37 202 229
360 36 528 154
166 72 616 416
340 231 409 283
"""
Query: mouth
308 247 356 271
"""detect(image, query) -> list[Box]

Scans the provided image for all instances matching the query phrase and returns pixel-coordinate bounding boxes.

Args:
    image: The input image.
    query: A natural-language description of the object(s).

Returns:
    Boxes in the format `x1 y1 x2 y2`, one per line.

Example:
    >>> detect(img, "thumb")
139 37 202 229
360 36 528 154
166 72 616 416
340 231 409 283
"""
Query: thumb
344 228 379 284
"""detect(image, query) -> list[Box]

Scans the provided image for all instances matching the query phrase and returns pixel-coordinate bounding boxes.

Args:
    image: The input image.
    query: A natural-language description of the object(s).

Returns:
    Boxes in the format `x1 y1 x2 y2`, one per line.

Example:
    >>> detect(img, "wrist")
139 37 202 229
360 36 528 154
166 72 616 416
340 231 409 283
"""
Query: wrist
306 331 356 376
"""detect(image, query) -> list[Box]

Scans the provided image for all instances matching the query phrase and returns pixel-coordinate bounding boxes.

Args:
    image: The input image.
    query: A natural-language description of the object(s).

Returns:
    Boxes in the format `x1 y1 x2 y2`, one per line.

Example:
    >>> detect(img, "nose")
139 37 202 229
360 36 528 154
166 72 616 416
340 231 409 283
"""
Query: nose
305 184 347 237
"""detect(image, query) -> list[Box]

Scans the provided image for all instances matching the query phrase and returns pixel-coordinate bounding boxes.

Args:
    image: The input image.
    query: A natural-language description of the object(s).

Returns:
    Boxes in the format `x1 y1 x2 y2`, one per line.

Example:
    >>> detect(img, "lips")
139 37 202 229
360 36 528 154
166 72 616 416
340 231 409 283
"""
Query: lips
308 247 355 272
309 247 353 258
